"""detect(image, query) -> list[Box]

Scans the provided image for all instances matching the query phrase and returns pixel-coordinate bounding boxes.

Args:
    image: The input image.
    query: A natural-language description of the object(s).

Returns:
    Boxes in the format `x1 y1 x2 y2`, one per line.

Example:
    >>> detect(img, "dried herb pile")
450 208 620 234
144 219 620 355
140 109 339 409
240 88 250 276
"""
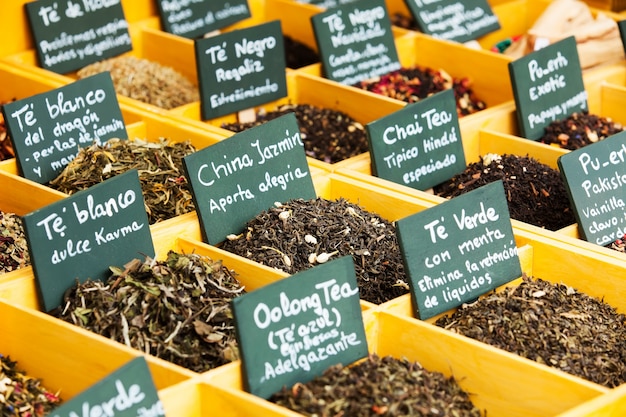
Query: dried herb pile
77 56 199 109
221 104 368 163
0 211 29 274
53 251 244 373
220 198 407 304
0 103 14 162
270 354 482 417
48 138 196 224
353 67 486 117
436 275 626 388
434 153 575 231
284 35 319 69
540 111 624 150
0 354 62 416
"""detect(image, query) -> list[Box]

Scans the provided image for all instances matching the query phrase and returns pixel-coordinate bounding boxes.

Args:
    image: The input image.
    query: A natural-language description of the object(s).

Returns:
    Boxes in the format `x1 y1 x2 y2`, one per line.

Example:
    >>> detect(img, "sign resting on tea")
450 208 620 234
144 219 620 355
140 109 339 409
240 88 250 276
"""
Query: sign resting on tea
396 181 522 319
508 36 587 140
48 357 163 417
366 89 466 190
2 72 127 184
22 170 154 312
403 0 500 43
232 255 369 399
558 131 626 246
25 0 132 74
156 0 251 39
194 20 287 120
311 0 401 85
183 113 316 244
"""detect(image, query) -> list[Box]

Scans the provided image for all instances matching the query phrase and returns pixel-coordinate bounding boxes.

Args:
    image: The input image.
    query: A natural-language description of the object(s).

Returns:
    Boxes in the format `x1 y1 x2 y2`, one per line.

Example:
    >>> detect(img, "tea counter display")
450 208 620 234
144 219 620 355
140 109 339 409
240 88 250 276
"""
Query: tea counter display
164 310 608 417
0 1 625 415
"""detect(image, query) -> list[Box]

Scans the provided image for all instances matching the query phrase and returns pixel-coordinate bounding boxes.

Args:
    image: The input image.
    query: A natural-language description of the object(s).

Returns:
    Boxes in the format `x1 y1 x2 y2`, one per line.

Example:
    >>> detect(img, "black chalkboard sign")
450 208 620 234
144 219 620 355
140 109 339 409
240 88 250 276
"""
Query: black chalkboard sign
618 20 626 55
366 89 466 190
232 255 368 399
558 131 626 246
396 181 522 319
48 357 162 417
2 72 127 184
183 113 316 244
403 0 500 43
156 0 251 39
311 0 401 85
194 20 287 120
22 170 154 312
24 0 132 74
508 36 587 140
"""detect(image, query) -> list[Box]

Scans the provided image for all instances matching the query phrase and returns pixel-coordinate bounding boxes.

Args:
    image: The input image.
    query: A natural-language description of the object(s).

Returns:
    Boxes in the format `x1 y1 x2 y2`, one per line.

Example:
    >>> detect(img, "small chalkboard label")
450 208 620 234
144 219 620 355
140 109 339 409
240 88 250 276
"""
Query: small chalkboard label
396 181 522 319
558 131 626 246
311 0 401 85
24 0 132 74
22 170 154 312
194 20 287 120
49 357 163 417
508 36 587 140
404 0 500 43
232 255 368 399
2 72 127 184
156 0 251 39
618 20 626 55
366 89 466 190
183 113 316 244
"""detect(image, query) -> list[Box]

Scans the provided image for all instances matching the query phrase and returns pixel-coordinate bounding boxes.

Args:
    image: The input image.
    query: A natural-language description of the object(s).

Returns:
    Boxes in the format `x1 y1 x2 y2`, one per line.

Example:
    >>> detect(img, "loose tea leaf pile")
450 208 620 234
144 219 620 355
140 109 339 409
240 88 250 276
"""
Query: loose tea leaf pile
0 103 14 161
76 56 199 109
390 13 419 31
0 354 62 416
353 67 486 117
220 198 407 304
284 35 319 69
221 104 368 163
48 138 196 224
434 153 575 231
270 354 482 417
53 251 244 373
0 211 29 274
539 111 624 150
436 275 626 388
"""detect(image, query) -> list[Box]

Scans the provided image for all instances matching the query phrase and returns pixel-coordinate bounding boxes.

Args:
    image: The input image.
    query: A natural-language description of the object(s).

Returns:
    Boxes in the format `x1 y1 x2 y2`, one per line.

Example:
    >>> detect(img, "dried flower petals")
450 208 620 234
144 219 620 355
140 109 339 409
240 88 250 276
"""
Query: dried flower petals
0 354 62 416
352 66 486 117
0 103 15 162
540 111 624 150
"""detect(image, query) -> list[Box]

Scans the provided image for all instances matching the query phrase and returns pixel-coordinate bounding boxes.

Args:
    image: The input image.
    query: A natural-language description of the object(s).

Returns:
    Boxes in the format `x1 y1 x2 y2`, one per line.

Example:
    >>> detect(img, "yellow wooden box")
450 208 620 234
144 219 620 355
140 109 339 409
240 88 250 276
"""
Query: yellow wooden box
159 309 607 417
0 297 195 403
554 382 626 416
0 167 65 285
300 30 514 111
0 99 225 183
0 0 158 58
1 11 198 115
